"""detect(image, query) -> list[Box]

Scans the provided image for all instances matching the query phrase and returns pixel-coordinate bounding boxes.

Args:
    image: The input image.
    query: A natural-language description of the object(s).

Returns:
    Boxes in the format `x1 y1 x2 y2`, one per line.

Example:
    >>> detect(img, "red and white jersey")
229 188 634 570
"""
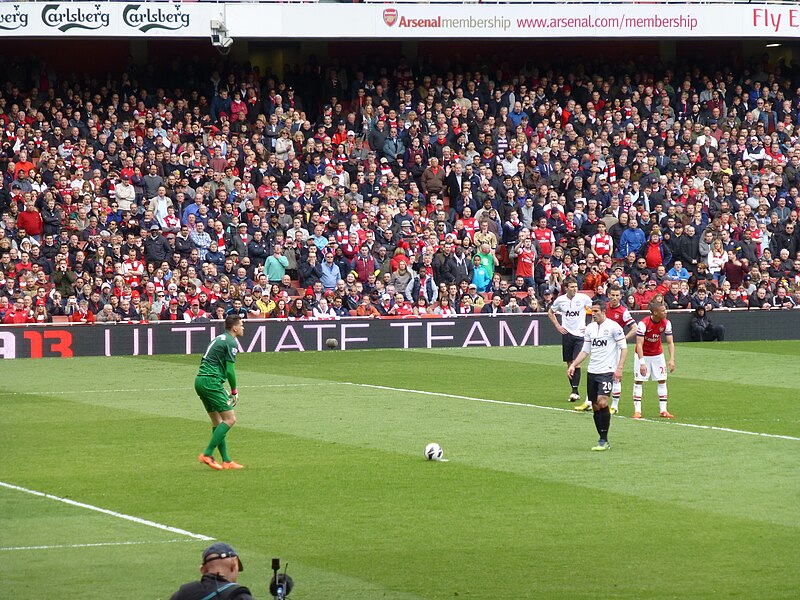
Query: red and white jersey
636 315 672 356
516 248 536 277
122 259 145 288
606 303 635 330
591 233 612 256
462 217 477 240
533 227 555 256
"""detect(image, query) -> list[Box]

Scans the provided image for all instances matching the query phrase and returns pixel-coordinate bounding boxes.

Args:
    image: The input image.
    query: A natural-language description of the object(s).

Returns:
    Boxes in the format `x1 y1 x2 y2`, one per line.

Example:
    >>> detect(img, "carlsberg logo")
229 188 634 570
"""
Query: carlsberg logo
0 5 29 31
123 4 190 32
42 4 110 31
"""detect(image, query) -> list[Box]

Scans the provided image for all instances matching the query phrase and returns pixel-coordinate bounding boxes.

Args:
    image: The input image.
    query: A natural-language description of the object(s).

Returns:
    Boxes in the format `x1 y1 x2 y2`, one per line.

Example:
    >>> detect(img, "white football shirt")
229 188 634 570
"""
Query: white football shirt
582 319 627 374
551 293 593 336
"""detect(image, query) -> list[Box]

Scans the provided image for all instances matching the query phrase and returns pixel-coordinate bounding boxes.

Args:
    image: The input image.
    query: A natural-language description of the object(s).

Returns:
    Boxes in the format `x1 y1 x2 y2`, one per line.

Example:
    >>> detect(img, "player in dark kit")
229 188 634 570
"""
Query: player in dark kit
195 315 245 470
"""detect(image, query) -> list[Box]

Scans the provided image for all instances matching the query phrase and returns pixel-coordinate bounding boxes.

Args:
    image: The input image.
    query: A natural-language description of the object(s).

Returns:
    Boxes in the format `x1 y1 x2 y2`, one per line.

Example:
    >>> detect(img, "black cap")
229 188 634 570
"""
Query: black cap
202 542 243 571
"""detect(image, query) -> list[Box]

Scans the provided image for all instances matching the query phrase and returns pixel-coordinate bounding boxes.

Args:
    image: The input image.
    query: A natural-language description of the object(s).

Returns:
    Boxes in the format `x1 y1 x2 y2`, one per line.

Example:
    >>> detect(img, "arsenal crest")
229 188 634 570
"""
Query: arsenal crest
383 8 398 27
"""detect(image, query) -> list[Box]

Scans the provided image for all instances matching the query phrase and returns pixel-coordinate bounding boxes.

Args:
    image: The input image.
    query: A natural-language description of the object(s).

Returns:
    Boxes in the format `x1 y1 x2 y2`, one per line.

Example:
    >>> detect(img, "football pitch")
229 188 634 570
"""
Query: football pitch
2 341 798 599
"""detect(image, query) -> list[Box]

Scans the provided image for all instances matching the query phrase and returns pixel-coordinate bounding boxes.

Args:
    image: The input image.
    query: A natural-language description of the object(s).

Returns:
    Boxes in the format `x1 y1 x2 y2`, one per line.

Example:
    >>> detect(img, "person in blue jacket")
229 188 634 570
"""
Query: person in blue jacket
619 217 646 258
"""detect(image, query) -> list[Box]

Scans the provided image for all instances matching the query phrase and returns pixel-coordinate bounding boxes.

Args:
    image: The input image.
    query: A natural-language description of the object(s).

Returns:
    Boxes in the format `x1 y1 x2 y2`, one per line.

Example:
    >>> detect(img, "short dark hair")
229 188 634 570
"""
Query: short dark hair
592 298 607 312
224 315 242 331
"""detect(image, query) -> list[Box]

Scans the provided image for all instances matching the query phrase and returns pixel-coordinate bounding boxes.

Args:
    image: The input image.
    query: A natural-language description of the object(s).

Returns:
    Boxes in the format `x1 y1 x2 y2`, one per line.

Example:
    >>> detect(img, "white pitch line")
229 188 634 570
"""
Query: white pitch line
0 481 214 541
0 383 331 396
0 539 197 552
344 383 800 442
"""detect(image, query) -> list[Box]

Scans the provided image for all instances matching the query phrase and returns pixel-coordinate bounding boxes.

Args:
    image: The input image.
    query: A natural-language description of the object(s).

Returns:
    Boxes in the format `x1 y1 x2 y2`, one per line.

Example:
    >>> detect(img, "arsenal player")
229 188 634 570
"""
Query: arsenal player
633 299 676 419
605 284 637 414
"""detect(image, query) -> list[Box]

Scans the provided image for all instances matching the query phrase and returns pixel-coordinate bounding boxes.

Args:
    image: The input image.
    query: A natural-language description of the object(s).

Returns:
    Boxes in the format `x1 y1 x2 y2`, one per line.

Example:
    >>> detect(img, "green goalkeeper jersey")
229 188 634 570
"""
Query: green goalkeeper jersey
198 332 238 383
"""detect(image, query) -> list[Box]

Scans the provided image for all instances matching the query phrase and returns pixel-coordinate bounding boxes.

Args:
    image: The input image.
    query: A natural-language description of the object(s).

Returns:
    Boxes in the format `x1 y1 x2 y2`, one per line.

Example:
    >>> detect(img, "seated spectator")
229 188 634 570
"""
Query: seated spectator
312 297 336 319
690 307 726 342
504 296 523 314
356 295 381 318
480 294 504 315
69 299 95 324
666 260 690 281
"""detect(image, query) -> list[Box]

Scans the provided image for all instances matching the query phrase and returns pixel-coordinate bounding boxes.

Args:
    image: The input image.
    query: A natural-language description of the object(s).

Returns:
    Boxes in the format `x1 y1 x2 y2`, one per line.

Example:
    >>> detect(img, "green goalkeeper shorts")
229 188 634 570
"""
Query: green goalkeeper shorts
194 376 234 413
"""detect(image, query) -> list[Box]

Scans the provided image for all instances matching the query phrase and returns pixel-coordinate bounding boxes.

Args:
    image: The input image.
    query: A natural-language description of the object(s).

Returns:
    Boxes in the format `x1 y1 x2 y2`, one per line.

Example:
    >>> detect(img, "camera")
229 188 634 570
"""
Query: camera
269 558 293 600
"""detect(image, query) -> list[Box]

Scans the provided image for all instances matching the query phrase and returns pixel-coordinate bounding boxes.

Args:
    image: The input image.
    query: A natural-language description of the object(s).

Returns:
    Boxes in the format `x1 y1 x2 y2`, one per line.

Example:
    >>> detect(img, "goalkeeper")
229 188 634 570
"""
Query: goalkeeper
195 315 245 470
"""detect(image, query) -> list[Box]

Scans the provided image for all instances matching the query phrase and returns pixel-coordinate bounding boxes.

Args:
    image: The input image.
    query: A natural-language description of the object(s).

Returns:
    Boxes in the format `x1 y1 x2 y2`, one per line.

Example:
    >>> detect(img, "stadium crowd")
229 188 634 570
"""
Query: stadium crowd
2 50 800 326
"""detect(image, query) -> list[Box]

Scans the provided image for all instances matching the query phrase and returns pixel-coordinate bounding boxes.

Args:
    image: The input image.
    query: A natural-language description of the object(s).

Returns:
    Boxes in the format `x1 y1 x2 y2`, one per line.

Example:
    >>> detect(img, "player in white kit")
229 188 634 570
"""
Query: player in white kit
547 277 593 407
567 299 628 451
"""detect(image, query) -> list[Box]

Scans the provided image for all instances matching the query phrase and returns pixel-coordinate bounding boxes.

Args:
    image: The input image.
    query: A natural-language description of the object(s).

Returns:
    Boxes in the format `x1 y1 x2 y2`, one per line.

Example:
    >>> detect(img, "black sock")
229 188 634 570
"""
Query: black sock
570 367 581 392
599 406 611 441
593 409 603 437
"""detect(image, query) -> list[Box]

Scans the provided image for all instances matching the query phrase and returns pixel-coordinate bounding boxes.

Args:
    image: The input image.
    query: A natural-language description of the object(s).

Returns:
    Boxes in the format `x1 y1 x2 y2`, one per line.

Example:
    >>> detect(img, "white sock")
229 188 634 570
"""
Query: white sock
633 382 642 413
658 383 668 412
611 381 621 410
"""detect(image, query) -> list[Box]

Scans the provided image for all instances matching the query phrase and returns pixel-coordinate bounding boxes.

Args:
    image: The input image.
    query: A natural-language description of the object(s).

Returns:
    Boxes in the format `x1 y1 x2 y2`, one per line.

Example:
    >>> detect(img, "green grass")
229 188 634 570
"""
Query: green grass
1 342 799 599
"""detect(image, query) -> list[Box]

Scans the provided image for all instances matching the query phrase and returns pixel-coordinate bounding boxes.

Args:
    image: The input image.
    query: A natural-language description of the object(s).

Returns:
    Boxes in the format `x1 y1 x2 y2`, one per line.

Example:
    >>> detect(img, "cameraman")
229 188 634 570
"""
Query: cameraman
171 542 254 600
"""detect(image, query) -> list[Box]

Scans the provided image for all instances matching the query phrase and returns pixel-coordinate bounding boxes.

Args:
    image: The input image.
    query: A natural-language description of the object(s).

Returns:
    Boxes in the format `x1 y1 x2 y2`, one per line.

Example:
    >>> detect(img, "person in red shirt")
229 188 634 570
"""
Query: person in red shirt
633 299 676 419
184 300 209 322
533 217 555 257
590 221 613 258
69 299 96 324
2 298 32 324
639 231 672 269
17 201 44 240
394 292 414 316
122 249 145 289
514 237 537 289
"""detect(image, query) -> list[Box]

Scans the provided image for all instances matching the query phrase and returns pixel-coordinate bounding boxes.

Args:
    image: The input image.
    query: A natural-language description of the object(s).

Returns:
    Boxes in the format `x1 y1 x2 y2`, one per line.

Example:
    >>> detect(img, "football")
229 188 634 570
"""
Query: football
325 338 339 349
425 442 443 461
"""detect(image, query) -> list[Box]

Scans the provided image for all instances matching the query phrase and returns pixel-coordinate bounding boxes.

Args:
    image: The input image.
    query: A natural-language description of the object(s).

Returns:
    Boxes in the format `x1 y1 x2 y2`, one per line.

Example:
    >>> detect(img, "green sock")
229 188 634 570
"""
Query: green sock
214 427 232 463
204 422 230 458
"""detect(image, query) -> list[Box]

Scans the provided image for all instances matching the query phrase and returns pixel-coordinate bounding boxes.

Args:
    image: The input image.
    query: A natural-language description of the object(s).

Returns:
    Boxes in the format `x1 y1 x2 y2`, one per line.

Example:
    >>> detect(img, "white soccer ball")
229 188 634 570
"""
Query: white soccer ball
425 442 443 461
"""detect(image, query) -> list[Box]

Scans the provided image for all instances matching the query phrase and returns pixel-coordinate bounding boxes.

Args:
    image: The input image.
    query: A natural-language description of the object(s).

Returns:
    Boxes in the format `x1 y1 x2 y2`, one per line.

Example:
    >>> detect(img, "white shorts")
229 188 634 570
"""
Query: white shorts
634 354 667 382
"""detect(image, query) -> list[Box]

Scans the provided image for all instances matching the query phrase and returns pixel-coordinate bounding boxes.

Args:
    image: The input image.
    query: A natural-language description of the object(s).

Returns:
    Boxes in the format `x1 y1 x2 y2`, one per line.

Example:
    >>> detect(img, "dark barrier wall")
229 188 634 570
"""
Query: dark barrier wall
0 311 798 359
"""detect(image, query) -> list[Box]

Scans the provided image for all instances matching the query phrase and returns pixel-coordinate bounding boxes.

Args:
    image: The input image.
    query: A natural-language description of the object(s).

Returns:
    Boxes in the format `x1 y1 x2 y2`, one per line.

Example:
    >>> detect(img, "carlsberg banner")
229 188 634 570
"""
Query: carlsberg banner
0 2 798 39
0 2 216 37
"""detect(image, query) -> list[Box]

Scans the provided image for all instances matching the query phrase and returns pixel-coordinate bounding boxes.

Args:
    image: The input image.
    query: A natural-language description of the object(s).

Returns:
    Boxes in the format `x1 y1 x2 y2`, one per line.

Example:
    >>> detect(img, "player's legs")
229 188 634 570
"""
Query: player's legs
649 354 673 418
657 379 673 418
589 374 612 450
212 409 242 468
632 356 645 418
196 377 239 468
610 380 621 412
563 335 581 401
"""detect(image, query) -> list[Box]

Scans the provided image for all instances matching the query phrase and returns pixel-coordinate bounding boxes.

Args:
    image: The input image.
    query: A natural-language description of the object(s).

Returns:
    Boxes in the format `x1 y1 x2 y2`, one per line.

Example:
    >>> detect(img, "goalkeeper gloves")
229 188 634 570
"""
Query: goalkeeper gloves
230 389 239 406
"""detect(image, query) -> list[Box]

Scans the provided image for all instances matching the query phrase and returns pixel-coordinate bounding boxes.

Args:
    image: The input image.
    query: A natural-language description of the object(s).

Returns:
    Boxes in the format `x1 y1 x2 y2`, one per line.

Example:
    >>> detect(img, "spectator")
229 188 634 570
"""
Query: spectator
264 244 289 285
619 219 646 258
690 307 726 342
